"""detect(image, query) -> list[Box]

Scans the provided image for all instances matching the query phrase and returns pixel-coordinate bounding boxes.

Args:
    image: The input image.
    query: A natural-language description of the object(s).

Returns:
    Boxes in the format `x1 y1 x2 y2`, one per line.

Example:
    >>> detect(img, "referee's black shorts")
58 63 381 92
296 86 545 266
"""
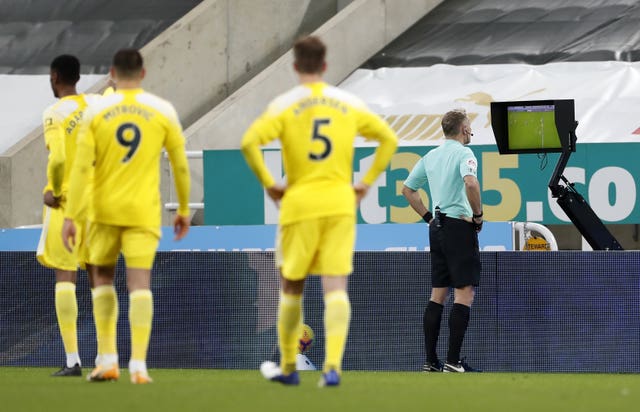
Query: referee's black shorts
429 215 481 288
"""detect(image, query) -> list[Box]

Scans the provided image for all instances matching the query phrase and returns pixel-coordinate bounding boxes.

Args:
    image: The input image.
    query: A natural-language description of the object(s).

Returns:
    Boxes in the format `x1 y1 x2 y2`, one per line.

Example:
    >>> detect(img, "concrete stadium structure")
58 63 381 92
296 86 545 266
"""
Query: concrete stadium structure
0 0 443 228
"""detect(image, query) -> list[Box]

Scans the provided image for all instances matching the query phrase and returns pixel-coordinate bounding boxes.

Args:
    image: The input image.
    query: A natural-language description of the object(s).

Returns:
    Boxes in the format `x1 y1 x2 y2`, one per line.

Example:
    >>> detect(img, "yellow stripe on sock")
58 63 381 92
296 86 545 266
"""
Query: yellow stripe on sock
323 290 351 373
278 293 302 374
129 289 153 362
55 281 78 354
92 285 118 356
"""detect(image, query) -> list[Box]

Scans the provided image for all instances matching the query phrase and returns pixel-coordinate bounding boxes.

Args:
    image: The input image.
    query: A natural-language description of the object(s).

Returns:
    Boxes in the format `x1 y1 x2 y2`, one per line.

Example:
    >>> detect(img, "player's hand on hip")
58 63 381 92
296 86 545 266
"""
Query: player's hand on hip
43 190 62 208
353 182 370 204
266 184 286 204
61 218 76 252
173 214 191 241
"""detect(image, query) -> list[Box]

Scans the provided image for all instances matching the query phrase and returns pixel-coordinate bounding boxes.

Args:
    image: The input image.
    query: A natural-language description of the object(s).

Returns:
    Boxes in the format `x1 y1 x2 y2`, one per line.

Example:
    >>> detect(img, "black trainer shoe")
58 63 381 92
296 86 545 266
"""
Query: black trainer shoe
423 360 443 372
51 363 82 377
443 358 481 373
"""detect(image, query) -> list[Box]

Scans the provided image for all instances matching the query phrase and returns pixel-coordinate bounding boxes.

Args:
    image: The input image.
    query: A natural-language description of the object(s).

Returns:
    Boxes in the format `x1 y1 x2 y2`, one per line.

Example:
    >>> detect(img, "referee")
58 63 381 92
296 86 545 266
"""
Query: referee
402 109 483 373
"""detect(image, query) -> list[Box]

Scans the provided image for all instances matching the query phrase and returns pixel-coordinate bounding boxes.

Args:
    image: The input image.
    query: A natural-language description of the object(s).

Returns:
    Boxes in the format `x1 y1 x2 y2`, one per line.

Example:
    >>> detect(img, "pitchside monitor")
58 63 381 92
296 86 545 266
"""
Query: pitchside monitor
490 99 576 154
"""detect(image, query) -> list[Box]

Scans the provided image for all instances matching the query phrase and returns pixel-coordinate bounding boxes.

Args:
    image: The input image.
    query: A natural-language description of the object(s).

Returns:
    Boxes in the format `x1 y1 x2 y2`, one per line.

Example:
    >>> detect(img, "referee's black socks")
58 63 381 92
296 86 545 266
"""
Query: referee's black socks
447 303 470 364
424 301 444 364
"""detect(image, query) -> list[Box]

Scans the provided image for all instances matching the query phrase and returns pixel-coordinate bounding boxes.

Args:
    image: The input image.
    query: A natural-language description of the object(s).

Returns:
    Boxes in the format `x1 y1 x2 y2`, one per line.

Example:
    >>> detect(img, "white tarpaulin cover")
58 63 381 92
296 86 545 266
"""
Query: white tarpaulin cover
341 61 640 146
5 62 640 154
0 74 102 154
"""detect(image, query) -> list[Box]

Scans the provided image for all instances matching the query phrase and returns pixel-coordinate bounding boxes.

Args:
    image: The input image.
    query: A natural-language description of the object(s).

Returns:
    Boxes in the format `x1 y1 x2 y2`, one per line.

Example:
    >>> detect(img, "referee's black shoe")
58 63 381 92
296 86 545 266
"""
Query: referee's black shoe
422 360 444 372
51 364 82 377
443 358 481 373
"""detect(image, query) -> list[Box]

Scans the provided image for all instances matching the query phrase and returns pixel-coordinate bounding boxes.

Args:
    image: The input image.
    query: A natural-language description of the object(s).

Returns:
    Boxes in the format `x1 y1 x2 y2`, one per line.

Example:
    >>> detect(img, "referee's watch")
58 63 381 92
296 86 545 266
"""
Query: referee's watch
472 211 483 231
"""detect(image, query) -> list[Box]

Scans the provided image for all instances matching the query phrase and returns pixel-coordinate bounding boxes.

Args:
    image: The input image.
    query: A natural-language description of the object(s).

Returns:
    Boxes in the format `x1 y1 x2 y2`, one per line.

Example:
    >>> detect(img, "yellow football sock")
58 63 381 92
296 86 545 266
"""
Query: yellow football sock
323 290 351 373
92 285 118 358
129 289 153 362
277 292 302 374
55 282 78 354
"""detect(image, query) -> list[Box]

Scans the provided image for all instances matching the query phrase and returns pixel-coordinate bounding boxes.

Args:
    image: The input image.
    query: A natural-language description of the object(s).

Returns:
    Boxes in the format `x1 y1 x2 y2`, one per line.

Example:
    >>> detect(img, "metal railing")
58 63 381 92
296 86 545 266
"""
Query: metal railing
512 221 558 251
163 150 203 211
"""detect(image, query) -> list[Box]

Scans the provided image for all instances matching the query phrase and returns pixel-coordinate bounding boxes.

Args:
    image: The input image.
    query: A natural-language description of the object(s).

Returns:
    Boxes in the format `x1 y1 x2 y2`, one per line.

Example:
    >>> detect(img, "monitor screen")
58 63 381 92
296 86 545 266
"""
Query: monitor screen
507 104 562 151
490 99 576 154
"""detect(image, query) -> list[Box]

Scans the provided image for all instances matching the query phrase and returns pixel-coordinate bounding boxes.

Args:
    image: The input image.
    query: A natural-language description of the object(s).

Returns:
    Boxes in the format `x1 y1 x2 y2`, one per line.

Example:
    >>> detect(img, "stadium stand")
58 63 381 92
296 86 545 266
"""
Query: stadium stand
365 0 640 68
0 0 203 73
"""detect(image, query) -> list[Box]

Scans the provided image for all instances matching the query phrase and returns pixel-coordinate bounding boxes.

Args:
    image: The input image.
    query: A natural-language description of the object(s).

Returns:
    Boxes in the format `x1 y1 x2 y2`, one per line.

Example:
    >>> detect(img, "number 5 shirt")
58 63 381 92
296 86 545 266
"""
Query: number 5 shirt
241 81 398 225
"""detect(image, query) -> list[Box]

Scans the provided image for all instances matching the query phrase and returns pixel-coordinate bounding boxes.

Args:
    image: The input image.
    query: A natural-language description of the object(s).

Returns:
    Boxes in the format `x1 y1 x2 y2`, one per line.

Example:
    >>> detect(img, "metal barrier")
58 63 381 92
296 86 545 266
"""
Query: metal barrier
163 150 204 211
513 221 558 251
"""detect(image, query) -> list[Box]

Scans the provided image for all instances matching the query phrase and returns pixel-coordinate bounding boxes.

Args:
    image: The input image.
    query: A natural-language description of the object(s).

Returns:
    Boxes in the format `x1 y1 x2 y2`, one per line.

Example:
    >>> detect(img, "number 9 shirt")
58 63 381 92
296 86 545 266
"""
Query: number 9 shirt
65 88 190 231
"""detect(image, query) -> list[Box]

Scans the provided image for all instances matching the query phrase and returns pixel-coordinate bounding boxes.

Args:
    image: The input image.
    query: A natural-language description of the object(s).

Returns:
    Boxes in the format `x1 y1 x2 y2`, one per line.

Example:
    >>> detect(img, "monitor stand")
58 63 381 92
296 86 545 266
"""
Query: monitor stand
548 126 623 250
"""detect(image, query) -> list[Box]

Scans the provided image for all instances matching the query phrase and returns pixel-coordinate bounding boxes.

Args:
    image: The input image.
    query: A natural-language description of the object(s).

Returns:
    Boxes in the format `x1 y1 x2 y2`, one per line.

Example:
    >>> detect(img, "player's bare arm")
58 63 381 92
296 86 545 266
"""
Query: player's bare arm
402 185 429 218
463 174 483 231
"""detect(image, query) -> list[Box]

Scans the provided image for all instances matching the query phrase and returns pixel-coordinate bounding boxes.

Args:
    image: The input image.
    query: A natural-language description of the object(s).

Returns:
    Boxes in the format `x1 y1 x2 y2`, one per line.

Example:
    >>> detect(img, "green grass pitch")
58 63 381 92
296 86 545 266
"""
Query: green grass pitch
1 368 638 412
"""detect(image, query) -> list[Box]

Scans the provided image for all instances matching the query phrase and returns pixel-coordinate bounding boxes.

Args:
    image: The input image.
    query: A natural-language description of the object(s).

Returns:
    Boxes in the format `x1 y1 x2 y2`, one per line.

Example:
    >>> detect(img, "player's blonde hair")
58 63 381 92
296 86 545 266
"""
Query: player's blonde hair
441 109 469 137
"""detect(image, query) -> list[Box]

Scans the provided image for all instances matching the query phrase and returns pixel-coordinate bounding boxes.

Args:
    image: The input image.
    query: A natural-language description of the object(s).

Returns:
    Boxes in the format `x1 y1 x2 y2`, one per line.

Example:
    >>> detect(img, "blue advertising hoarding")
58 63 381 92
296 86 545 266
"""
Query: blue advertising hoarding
0 222 513 252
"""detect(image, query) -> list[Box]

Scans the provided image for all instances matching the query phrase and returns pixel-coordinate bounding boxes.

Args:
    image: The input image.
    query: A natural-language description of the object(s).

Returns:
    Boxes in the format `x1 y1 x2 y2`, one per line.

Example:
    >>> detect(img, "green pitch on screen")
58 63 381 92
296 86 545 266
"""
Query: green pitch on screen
508 110 561 150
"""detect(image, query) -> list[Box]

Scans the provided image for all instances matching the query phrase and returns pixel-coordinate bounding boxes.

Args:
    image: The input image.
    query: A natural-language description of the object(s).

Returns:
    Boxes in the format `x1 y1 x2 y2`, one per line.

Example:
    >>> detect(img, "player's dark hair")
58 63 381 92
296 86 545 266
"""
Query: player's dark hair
112 49 144 79
441 109 469 137
50 55 80 85
293 36 326 74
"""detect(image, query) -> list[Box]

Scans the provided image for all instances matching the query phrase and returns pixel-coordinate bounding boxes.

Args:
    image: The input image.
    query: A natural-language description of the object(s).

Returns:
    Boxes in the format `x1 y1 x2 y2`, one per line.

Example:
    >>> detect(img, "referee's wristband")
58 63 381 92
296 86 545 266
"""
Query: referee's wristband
422 211 433 223
473 211 483 219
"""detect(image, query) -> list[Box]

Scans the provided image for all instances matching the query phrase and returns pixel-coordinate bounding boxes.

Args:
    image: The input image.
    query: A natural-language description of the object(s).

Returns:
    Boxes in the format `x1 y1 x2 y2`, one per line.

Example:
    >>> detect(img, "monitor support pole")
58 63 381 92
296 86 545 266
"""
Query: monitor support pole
548 122 623 250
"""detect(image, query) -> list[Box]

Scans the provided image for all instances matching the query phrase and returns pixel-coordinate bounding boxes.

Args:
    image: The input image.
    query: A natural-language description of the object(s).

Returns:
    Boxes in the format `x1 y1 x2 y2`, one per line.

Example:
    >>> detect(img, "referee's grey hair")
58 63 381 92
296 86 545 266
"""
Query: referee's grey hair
441 109 468 137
